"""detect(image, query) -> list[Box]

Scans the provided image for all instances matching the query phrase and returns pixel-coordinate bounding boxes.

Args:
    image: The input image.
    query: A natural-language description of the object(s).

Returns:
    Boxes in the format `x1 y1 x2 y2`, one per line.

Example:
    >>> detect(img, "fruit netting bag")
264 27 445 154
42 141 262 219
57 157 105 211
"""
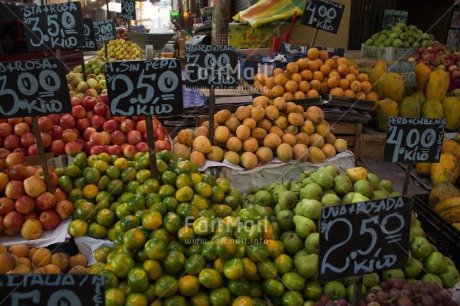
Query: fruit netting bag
233 0 306 28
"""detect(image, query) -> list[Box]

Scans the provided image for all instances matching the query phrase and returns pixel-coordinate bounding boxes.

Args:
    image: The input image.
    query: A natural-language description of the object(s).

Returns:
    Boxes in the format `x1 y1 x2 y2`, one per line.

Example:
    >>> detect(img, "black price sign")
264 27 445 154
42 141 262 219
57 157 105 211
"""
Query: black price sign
105 60 183 116
318 197 412 282
387 61 416 87
22 2 84 51
82 18 97 51
382 9 408 29
301 0 345 34
94 19 116 43
185 45 239 89
0 274 104 305
121 0 136 21
0 59 71 119
384 117 445 163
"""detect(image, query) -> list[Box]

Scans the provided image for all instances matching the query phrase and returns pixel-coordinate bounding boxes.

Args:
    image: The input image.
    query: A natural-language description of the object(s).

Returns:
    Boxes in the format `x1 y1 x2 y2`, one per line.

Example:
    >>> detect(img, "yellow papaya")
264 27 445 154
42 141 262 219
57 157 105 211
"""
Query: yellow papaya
379 72 404 102
442 96 460 131
441 137 460 160
433 197 460 223
431 153 460 185
421 99 444 119
426 69 450 101
415 162 432 176
398 96 421 118
428 182 460 207
410 90 426 104
373 98 399 132
415 63 432 92
370 67 387 93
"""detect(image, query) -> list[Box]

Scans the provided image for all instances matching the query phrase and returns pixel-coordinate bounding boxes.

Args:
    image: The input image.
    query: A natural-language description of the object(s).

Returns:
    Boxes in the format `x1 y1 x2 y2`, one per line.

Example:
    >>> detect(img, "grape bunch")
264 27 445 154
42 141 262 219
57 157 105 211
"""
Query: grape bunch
363 279 456 306
314 295 349 306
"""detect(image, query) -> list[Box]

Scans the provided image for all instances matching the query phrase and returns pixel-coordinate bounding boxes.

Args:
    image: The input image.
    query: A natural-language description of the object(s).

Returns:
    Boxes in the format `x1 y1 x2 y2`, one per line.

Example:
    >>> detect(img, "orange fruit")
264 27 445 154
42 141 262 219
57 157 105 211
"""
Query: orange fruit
178 275 201 296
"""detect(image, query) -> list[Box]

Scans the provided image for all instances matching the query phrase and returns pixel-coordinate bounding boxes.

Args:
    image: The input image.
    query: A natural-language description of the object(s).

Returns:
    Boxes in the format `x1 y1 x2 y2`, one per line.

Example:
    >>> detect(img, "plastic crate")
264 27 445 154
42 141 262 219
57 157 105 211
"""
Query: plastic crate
360 43 418 61
413 194 460 266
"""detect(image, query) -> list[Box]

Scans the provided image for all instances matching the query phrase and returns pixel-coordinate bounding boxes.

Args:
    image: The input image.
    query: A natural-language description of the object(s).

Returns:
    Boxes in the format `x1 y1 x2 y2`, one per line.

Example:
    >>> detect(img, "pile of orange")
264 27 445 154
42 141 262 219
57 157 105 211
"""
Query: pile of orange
254 48 379 101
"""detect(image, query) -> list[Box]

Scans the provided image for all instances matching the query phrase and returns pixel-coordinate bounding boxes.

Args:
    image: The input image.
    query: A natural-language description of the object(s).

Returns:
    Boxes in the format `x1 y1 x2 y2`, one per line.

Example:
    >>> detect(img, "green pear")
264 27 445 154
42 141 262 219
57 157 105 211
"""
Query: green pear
310 171 334 190
423 251 447 274
300 183 323 201
304 232 319 254
290 182 304 197
403 257 423 278
294 254 318 278
282 232 304 255
293 215 316 239
362 273 380 288
283 180 292 190
278 191 298 210
420 273 443 287
322 165 340 177
254 190 272 207
302 177 313 185
276 210 295 231
254 205 274 218
247 186 259 195
342 192 355 204
262 182 276 191
333 175 352 195
378 180 393 193
381 268 405 281
371 190 389 200
439 266 460 288
410 237 432 260
389 191 402 197
351 193 370 203
295 199 322 219
353 180 374 198
409 226 426 241
323 189 337 195
322 281 347 300
272 185 287 203
367 173 380 190
321 194 342 207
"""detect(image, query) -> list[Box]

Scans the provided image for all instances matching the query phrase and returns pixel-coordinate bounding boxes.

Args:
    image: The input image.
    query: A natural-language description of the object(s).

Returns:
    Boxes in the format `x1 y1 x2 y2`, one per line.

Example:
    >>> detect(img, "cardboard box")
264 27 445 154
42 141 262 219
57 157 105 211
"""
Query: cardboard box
229 23 279 49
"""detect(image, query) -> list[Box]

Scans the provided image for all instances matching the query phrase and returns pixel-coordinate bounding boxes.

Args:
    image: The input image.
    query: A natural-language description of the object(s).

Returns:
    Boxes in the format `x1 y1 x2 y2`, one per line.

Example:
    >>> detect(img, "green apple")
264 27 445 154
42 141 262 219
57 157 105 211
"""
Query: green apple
423 251 448 274
362 273 380 288
381 268 405 281
323 281 347 300
403 257 423 278
421 273 443 287
439 266 460 288
410 236 432 260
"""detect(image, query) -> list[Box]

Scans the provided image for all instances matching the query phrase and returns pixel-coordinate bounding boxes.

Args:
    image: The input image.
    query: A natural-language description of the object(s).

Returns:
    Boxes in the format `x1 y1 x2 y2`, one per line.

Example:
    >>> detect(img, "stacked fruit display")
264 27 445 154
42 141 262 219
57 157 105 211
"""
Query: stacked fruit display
255 48 379 101
371 62 460 132
0 62 171 159
96 39 144 61
0 243 88 274
408 44 460 78
173 100 349 170
0 153 71 239
416 137 460 228
364 23 437 49
59 152 460 304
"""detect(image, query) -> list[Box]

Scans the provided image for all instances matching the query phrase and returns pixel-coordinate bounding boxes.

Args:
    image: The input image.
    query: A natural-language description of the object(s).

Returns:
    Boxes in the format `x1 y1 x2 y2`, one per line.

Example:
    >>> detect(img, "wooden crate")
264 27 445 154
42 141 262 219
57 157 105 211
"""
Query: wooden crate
359 130 387 159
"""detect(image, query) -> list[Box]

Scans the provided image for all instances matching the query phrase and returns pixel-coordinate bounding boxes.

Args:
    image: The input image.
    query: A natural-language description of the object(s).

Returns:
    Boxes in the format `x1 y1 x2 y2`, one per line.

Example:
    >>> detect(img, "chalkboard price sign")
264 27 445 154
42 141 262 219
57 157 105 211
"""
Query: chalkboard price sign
301 0 345 34
384 117 445 163
387 61 416 87
82 18 98 51
185 45 239 89
22 2 85 51
121 0 136 21
105 59 183 116
0 59 71 119
382 9 408 29
94 19 116 43
0 274 104 306
318 196 412 282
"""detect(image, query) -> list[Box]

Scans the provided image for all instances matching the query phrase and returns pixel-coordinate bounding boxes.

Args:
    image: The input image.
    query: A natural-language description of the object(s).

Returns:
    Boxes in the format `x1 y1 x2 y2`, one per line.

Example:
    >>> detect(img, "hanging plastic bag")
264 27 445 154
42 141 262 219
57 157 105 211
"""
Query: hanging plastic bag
233 0 306 28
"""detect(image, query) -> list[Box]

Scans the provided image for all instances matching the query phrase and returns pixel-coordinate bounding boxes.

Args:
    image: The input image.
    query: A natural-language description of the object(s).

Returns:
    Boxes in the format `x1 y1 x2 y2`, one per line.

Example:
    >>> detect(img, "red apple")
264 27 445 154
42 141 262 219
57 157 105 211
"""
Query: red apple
62 128 79 143
89 132 105 146
114 116 126 123
103 119 119 133
133 115 145 121
123 144 137 159
93 102 109 117
13 122 30 137
40 132 52 148
127 130 142 145
8 118 23 125
71 96 82 107
3 210 25 235
155 140 171 152
50 125 64 140
90 145 106 155
0 122 12 138
157 126 166 141
7 164 29 180
0 197 15 216
136 120 147 134
91 115 105 130
77 138 85 149
13 148 27 156
71 105 87 119
26 166 37 177
54 188 67 202
64 142 82 156
20 132 36 148
60 114 75 129
55 200 74 219
101 131 111 145
107 145 123 156
4 134 20 150
99 93 109 105
85 88 98 98
23 175 46 198
15 195 36 215
82 96 97 110
28 144 39 156
83 127 97 141
6 152 26 167
5 180 25 200
38 116 53 132
110 130 127 145
25 211 40 220
39 210 61 230
136 142 149 152
50 140 66 156
120 119 135 133
49 171 58 188
36 192 57 211
76 118 91 132
87 73 97 79
47 114 61 125
0 149 9 160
